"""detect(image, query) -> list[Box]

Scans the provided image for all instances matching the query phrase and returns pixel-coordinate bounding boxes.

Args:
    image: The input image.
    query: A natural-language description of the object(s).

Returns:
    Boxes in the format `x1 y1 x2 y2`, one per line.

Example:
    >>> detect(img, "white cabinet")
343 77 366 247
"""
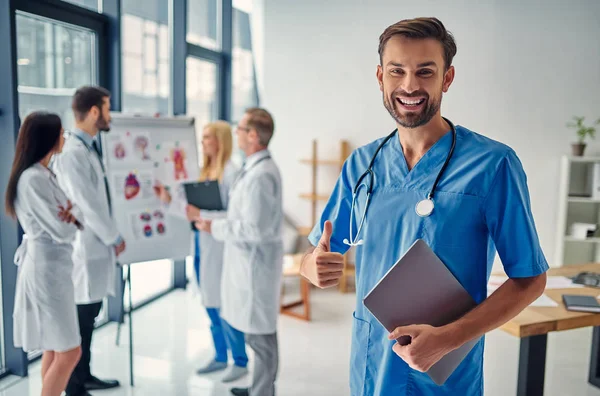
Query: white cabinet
555 156 600 266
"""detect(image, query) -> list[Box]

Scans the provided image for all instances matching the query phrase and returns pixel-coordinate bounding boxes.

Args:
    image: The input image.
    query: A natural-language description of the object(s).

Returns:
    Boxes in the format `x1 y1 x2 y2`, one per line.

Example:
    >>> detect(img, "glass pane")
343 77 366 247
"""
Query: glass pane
122 14 143 55
159 25 169 61
232 9 258 122
123 55 143 93
122 0 170 115
187 0 220 50
233 0 252 13
125 260 173 308
144 36 157 71
62 0 100 12
144 19 158 35
186 57 219 163
159 61 169 98
145 73 158 96
16 12 96 131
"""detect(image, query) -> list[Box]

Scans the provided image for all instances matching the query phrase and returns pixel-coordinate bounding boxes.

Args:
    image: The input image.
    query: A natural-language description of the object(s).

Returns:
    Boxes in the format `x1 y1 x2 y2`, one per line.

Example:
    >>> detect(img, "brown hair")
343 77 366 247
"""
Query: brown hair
5 112 63 218
378 17 457 70
246 108 275 147
72 85 111 122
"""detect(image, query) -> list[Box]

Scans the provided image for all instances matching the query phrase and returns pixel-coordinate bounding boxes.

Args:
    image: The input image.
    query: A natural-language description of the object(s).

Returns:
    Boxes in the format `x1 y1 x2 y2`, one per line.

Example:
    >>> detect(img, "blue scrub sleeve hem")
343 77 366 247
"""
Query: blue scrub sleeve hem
504 258 549 279
307 230 348 255
307 232 319 248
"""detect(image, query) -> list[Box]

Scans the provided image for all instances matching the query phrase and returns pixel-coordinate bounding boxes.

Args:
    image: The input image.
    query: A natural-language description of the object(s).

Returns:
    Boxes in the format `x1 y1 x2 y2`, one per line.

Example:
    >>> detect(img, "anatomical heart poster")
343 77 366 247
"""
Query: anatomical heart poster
112 170 154 202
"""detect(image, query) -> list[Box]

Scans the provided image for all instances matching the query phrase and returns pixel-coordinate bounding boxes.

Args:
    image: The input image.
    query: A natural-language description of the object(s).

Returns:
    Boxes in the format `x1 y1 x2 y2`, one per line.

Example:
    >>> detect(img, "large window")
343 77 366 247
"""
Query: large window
121 0 170 115
187 0 220 51
187 56 219 160
16 12 96 130
232 7 258 122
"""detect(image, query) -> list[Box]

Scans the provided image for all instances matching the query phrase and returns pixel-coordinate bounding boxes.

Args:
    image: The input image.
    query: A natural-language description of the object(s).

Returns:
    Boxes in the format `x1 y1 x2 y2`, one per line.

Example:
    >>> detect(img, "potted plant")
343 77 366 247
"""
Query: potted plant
567 116 600 156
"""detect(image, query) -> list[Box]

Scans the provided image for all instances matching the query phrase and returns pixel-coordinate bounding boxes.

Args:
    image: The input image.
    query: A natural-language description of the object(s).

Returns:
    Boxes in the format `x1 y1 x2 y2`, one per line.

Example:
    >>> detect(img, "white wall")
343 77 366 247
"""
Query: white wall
261 0 600 268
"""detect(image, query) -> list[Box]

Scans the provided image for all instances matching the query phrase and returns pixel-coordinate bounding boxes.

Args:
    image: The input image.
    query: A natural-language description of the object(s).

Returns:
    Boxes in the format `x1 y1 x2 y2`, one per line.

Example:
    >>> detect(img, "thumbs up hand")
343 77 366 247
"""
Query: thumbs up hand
300 220 345 289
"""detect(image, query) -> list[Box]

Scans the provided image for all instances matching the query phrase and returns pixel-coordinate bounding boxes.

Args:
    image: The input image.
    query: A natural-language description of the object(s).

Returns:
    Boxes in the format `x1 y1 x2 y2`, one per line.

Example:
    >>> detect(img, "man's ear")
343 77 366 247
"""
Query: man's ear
248 129 259 143
442 66 455 93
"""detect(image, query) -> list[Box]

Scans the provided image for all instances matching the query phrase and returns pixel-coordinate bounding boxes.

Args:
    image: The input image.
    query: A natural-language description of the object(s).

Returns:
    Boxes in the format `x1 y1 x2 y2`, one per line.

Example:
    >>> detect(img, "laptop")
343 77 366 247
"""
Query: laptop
363 239 479 385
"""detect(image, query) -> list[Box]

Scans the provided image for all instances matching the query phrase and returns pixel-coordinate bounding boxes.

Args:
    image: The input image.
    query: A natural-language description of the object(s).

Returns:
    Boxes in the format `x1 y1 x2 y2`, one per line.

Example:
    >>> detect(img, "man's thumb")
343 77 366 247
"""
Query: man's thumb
318 220 333 251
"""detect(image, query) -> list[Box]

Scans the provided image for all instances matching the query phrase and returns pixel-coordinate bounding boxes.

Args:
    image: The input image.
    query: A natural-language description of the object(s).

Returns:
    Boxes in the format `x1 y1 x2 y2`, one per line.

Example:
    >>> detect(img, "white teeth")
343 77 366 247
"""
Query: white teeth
399 98 424 105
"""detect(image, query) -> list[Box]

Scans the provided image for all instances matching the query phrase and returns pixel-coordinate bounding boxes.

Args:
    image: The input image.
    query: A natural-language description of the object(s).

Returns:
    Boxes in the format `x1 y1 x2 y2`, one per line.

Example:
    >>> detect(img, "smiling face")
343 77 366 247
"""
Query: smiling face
377 35 455 129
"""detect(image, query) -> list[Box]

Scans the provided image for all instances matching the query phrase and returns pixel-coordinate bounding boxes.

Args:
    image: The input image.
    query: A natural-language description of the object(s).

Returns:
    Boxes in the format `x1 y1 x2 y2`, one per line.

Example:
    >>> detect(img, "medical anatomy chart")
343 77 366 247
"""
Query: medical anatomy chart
105 130 153 164
112 170 154 201
129 208 169 240
153 140 194 185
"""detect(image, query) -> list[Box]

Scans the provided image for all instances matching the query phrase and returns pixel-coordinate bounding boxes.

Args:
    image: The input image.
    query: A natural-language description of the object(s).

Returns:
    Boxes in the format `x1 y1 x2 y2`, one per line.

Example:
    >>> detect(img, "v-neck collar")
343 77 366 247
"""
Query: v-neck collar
392 127 454 187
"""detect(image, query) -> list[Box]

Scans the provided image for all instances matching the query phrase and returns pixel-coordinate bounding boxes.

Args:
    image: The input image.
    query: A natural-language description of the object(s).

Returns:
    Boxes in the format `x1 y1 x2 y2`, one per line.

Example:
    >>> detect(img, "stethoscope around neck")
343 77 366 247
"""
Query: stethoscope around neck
342 117 457 247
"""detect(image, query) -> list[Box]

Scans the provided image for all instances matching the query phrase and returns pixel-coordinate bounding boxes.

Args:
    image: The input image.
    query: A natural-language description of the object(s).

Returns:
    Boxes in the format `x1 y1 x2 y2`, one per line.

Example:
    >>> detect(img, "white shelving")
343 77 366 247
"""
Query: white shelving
555 155 600 266
564 236 600 243
567 156 600 163
568 197 600 203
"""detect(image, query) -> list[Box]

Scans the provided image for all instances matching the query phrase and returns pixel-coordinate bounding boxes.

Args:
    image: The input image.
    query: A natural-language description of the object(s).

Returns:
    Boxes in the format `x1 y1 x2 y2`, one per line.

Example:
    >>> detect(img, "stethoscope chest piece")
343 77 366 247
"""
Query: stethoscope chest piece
415 198 435 217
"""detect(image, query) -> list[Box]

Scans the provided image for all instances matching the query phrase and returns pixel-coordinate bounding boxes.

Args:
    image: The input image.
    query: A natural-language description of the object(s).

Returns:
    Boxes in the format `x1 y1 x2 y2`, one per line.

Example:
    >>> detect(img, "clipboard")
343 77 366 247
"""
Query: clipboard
183 180 223 211
363 239 479 385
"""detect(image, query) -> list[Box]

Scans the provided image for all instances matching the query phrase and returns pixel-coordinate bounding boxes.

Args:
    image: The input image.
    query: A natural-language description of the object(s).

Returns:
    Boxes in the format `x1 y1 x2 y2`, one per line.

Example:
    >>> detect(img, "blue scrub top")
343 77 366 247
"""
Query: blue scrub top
308 124 549 396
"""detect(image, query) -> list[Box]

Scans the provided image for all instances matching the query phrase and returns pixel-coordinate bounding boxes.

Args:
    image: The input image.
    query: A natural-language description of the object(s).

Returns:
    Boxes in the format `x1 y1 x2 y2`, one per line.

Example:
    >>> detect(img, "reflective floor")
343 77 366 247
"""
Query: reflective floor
0 285 599 395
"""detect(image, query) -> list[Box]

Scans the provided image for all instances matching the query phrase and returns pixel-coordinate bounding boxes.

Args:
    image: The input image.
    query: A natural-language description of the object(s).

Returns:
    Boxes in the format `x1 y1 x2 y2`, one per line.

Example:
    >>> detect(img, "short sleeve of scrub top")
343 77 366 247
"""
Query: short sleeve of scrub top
482 149 549 278
308 154 354 255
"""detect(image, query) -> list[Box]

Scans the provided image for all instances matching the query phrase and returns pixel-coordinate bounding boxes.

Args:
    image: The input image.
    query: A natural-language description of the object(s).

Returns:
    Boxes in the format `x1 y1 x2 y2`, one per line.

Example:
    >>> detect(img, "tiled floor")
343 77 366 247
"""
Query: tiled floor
0 286 599 395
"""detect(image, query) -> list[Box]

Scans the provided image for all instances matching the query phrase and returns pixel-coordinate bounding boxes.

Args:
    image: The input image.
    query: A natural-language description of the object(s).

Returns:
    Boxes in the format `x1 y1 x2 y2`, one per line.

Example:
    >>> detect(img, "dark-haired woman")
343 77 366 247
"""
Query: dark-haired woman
5 112 83 396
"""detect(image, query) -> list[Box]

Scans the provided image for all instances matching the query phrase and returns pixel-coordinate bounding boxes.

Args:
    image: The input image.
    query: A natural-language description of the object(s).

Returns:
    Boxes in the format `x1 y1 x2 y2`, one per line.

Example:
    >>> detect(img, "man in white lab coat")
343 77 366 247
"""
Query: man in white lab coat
53 86 125 396
195 108 283 396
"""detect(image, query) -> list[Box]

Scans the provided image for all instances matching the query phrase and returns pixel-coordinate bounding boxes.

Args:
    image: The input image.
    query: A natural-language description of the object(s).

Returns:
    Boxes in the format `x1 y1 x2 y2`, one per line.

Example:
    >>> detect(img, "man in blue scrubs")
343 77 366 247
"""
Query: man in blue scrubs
300 17 548 395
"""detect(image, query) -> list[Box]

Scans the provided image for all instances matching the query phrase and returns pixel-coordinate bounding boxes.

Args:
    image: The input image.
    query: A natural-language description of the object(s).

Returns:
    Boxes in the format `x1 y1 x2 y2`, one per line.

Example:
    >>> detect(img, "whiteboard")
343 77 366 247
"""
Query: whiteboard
100 113 200 265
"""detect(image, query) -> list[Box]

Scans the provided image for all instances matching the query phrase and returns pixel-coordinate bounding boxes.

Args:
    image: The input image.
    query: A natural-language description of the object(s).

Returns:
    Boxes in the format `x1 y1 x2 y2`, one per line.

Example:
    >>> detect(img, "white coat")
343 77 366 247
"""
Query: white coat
13 163 82 352
212 149 284 335
164 161 239 308
53 132 118 304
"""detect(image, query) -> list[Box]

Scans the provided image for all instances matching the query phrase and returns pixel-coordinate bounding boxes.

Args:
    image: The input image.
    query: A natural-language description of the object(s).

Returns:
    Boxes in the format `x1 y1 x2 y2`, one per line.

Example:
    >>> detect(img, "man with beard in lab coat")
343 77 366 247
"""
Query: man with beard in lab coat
53 86 125 396
194 108 283 396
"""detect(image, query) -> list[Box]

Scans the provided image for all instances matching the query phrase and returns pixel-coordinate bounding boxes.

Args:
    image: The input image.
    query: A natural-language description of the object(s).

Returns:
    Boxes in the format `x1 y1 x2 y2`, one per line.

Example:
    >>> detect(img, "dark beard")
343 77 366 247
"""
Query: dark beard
96 113 111 132
383 91 441 129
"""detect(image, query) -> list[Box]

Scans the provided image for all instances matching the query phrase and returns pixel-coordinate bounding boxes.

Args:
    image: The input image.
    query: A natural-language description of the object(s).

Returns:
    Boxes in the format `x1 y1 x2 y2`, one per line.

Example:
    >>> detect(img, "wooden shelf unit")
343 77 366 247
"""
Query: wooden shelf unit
298 139 355 293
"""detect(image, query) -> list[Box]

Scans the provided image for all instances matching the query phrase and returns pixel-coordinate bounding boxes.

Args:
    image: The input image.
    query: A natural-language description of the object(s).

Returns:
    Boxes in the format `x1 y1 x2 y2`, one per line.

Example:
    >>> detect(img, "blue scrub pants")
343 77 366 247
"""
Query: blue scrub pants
194 231 248 367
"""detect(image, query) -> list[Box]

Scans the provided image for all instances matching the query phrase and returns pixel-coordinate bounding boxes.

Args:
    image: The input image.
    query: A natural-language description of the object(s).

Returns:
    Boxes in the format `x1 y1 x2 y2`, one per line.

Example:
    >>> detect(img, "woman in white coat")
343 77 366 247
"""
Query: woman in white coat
5 112 83 396
154 121 249 382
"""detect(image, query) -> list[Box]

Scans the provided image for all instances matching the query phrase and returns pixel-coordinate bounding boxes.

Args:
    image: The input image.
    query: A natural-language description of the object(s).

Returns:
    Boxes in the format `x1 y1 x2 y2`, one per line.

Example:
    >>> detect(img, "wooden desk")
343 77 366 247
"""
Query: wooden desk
500 263 600 396
280 254 311 321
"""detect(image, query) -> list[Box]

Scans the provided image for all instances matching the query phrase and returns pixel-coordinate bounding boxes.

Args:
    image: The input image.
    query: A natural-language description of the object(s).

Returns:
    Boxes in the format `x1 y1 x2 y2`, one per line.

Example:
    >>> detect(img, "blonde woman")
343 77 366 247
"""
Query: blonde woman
154 121 249 382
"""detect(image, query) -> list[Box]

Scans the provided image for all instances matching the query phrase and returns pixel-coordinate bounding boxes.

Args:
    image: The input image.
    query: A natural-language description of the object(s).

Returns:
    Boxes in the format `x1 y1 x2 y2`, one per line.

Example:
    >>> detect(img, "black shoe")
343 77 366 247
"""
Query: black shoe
65 392 92 396
84 375 120 390
230 388 250 396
